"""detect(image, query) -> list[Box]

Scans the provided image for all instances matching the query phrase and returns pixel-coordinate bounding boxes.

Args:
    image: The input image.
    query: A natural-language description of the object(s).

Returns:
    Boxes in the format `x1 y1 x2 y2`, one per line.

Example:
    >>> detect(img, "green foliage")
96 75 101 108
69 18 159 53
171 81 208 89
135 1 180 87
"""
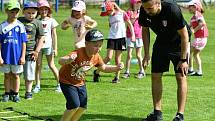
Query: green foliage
0 7 215 121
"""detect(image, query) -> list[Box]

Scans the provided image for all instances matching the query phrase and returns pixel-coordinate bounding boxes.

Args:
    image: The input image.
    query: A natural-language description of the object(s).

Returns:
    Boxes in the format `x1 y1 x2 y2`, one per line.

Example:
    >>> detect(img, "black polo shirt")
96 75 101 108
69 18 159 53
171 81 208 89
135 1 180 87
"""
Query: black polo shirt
138 1 187 51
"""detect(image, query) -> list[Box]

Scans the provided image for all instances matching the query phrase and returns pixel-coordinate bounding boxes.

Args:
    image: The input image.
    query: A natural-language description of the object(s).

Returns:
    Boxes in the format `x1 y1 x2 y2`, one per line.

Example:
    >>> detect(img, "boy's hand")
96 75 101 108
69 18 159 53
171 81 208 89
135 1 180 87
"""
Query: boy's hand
69 53 77 62
19 56 25 65
117 62 124 70
31 51 39 61
0 58 4 66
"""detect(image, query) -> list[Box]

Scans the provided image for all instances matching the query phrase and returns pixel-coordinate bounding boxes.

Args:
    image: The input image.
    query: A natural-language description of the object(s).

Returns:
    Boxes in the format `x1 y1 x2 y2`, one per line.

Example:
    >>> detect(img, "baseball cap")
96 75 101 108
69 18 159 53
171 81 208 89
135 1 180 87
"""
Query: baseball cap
6 0 21 10
100 1 113 16
38 0 50 8
72 0 86 12
130 0 141 5
187 0 203 12
24 1 38 9
85 29 104 42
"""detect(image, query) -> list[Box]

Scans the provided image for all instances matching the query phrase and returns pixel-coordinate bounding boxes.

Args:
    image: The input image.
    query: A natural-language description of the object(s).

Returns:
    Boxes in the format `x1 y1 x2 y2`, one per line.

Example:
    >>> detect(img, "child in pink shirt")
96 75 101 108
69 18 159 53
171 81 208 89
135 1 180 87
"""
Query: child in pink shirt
187 1 208 76
123 0 145 79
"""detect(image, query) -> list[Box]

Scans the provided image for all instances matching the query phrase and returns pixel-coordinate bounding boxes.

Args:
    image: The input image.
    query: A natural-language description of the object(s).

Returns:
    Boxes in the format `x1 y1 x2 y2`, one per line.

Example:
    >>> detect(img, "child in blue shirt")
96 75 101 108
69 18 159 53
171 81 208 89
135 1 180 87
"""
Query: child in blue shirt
0 0 27 102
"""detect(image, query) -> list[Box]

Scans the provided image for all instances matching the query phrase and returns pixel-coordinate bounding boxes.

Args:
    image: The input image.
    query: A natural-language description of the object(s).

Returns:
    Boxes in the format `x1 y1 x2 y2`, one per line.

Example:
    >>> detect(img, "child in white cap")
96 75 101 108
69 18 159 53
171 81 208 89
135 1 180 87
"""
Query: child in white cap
61 0 97 49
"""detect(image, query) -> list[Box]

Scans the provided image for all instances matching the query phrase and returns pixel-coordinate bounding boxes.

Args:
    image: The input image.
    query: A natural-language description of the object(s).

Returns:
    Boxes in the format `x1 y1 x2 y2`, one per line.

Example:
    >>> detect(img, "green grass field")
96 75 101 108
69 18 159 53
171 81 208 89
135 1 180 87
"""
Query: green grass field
0 6 215 121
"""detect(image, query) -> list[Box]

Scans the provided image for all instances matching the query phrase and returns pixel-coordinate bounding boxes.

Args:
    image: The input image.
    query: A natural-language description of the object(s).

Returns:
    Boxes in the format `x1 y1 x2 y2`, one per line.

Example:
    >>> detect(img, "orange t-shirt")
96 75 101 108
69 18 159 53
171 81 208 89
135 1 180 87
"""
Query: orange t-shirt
59 48 104 86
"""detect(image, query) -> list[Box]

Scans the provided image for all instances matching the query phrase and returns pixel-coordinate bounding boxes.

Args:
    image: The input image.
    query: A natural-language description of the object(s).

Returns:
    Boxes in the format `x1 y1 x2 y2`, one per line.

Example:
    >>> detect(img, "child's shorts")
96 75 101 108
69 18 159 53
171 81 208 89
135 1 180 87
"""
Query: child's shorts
191 37 207 50
126 38 143 48
0 64 23 74
40 47 53 56
107 38 127 51
60 83 87 110
23 61 36 81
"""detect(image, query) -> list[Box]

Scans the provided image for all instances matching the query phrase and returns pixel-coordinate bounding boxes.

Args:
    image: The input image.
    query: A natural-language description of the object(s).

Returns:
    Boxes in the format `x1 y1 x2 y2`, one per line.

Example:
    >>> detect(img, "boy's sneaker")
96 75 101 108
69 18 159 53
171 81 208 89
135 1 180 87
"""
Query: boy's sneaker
25 92 33 100
141 112 163 121
12 95 20 103
173 114 184 121
93 70 100 82
192 72 203 76
1 94 9 102
135 72 145 79
122 72 130 78
33 85 41 93
55 84 62 92
187 70 195 75
112 77 120 83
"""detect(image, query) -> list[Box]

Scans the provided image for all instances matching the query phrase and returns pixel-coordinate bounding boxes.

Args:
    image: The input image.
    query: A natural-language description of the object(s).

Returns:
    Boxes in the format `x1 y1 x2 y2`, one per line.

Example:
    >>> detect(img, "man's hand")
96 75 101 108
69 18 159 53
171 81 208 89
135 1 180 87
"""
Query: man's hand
19 56 25 65
177 60 188 77
142 55 150 70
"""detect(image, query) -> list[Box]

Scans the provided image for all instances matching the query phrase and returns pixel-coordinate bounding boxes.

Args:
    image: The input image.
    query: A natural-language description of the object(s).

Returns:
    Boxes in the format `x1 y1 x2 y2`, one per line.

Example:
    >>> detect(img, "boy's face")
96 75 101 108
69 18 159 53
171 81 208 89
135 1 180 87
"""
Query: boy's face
6 8 20 20
85 41 103 55
24 8 38 21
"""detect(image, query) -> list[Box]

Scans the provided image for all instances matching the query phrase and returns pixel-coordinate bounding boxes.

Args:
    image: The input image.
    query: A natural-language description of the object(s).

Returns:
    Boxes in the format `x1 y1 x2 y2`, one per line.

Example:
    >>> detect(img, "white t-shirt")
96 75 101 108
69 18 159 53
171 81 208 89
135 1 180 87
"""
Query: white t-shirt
40 18 59 48
108 11 127 39
66 15 94 49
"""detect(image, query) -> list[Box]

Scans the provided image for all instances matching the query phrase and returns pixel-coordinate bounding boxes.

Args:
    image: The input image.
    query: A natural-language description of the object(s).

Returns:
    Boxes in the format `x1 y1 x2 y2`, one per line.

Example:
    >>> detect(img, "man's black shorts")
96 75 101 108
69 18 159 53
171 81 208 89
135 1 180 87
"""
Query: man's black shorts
151 48 182 73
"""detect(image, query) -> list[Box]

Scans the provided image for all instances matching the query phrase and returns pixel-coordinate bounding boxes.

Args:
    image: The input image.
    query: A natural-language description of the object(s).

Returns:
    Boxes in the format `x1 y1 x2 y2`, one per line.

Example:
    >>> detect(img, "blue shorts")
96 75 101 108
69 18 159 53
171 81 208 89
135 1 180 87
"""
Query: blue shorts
60 83 87 110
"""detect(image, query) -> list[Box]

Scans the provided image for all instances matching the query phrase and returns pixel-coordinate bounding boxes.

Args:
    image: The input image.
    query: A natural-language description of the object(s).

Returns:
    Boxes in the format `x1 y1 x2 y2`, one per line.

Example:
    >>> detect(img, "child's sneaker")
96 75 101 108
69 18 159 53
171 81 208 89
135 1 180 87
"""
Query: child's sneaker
122 72 130 78
173 113 184 121
192 72 203 76
112 77 120 83
25 92 33 100
55 84 62 92
1 94 9 102
135 72 146 79
93 70 100 82
12 95 20 103
33 85 40 93
141 112 163 121
187 70 195 75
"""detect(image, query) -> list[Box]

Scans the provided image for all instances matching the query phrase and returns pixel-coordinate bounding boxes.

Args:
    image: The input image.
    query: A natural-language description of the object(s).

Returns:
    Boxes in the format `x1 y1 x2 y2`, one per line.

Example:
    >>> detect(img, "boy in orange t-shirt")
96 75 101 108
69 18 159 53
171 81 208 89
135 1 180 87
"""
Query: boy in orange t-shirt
58 29 124 121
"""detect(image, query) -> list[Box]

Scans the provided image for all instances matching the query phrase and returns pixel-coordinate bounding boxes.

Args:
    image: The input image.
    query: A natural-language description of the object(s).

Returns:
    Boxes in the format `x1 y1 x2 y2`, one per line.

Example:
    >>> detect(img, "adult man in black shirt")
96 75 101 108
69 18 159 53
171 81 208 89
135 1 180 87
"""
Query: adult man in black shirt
138 0 189 120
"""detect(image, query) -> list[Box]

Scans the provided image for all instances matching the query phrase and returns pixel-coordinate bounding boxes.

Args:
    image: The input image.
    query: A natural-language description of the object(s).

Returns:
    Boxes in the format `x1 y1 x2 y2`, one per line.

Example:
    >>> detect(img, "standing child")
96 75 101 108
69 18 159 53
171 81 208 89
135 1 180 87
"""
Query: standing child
0 0 27 102
33 0 60 93
187 1 208 76
18 1 45 99
61 0 97 49
59 29 124 121
123 0 145 79
93 1 135 83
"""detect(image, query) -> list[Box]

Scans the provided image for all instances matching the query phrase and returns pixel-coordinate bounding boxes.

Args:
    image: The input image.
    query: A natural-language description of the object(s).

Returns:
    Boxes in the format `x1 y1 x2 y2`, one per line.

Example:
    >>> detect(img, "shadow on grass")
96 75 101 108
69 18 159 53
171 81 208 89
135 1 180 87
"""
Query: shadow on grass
38 113 142 121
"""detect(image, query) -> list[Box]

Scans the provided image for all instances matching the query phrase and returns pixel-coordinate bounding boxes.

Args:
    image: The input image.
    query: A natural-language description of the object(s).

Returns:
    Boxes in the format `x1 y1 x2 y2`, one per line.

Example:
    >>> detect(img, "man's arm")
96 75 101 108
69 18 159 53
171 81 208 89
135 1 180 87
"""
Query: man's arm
178 26 189 60
142 26 150 69
177 26 189 76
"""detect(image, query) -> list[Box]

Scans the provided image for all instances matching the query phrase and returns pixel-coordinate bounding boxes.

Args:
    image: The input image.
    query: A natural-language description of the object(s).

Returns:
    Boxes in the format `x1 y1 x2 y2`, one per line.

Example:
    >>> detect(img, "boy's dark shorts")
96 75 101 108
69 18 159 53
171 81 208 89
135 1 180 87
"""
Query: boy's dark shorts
107 38 127 51
151 48 184 73
60 83 87 110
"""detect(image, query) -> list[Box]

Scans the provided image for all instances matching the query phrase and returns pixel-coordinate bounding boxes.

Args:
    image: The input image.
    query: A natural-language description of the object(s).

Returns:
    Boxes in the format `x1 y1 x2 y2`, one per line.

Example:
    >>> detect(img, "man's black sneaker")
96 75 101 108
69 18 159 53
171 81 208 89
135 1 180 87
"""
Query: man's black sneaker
141 112 163 121
173 114 184 121
93 70 100 82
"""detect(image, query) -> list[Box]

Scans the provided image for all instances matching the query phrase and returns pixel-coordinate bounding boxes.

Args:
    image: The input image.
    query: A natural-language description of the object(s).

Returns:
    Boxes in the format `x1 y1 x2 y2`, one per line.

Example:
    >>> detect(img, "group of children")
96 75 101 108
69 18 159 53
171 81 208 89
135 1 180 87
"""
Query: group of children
0 0 208 120
0 0 60 102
